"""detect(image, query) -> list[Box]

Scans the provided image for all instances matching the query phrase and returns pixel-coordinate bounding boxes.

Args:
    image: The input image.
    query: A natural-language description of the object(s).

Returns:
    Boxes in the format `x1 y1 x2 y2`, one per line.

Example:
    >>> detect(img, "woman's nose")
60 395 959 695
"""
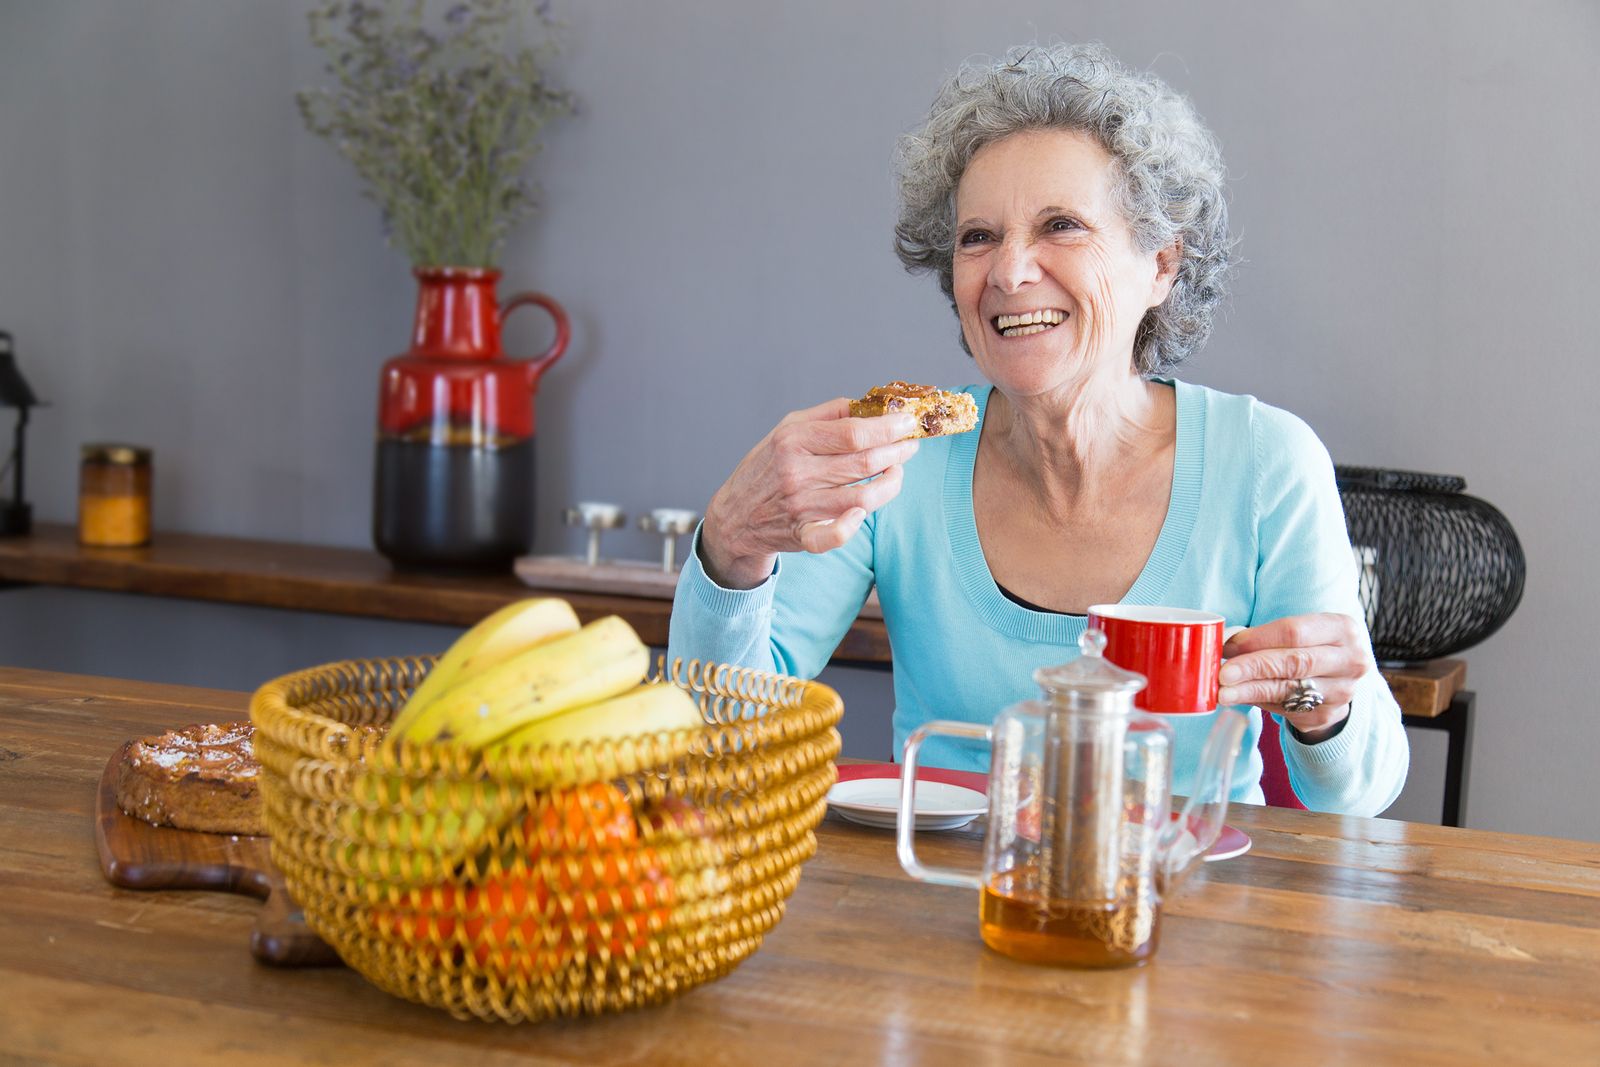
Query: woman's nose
988 237 1041 293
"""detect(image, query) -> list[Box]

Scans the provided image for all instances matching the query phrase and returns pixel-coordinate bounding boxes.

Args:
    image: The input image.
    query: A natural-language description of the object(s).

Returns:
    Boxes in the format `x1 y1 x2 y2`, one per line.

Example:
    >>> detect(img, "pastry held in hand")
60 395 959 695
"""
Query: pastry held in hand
849 381 977 439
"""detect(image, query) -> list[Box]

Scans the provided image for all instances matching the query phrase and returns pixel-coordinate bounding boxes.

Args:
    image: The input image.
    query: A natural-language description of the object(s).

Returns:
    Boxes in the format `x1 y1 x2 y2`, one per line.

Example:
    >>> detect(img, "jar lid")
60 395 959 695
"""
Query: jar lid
82 443 152 465
1033 628 1147 697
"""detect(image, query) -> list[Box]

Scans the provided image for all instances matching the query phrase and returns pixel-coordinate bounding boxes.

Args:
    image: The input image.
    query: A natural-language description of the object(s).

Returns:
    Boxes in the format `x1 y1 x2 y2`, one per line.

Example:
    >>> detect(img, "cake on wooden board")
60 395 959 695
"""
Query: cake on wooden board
114 721 265 836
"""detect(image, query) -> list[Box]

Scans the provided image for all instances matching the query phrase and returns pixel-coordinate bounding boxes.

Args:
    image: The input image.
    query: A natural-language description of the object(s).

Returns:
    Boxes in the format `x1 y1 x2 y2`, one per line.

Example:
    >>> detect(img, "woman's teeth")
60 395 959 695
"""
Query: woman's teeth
995 309 1067 337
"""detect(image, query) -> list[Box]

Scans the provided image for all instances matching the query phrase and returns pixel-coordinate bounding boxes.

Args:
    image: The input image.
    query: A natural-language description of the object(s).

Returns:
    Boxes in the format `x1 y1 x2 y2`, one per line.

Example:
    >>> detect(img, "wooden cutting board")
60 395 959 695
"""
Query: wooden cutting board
94 741 341 968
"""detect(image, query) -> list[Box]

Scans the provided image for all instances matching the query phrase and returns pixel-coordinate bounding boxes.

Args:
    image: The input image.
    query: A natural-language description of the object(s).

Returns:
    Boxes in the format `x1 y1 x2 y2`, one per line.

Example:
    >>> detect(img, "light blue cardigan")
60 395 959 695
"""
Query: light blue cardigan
668 381 1409 816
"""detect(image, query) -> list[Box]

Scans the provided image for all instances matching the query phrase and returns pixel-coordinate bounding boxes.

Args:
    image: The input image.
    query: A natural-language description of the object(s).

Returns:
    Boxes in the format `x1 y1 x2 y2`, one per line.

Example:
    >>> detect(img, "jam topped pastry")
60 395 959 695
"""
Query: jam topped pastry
848 381 978 438
114 721 265 836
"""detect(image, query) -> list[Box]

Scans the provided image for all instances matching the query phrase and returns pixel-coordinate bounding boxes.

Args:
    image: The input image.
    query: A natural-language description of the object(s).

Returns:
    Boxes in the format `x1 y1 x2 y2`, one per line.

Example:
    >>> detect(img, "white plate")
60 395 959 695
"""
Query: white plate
826 778 988 831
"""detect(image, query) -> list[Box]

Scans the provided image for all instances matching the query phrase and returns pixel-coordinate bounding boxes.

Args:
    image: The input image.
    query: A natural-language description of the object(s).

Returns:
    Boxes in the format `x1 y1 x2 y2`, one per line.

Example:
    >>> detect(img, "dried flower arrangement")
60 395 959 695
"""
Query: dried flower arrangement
297 0 574 267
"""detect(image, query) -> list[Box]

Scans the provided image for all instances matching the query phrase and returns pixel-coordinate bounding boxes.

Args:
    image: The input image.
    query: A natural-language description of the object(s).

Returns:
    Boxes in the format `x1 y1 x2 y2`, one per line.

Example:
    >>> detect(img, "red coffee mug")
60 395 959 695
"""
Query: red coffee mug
1086 605 1243 715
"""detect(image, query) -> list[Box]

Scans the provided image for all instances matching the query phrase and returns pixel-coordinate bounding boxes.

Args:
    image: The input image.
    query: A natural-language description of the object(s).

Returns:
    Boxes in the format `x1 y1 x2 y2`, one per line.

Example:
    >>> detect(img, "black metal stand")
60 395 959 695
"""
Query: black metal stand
1404 690 1474 827
0 406 30 536
0 501 30 536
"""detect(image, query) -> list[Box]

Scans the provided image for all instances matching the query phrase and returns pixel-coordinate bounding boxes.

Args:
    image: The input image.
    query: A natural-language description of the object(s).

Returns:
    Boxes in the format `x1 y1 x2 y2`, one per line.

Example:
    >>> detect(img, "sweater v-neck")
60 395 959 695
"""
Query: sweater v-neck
943 380 1206 644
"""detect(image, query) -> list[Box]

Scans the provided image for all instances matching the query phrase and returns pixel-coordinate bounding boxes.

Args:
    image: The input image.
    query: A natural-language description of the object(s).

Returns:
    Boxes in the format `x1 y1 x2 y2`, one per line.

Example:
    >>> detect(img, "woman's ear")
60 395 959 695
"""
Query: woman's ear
1149 238 1183 308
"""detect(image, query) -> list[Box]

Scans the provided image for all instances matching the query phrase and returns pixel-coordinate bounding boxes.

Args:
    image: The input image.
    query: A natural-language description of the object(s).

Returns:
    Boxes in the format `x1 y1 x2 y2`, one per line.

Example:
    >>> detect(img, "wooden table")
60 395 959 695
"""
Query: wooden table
2 669 1595 1065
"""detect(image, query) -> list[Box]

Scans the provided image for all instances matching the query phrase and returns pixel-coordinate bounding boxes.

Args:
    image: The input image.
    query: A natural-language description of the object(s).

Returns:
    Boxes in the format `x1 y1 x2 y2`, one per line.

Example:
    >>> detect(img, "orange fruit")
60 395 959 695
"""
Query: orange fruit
369 785 684 978
463 783 677 977
520 781 639 853
369 882 468 960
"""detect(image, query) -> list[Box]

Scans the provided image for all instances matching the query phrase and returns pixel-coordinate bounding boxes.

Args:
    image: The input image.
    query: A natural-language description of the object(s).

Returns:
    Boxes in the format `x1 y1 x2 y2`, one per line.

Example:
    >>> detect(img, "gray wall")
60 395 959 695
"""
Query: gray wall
1 1 1594 840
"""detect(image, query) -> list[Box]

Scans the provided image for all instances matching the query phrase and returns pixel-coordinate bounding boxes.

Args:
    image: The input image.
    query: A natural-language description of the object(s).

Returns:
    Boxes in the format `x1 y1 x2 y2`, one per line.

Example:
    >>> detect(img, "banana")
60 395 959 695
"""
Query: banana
393 615 650 750
386 598 580 743
489 682 703 752
338 773 520 888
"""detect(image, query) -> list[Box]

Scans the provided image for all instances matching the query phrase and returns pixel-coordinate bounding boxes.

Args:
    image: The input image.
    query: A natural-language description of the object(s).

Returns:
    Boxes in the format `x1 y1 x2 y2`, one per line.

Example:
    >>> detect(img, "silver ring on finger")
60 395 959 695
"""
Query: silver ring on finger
1283 678 1326 714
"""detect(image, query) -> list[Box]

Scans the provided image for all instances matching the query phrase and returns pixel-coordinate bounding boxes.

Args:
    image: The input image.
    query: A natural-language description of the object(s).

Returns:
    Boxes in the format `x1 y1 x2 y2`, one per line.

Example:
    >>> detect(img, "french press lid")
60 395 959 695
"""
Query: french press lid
1032 628 1147 712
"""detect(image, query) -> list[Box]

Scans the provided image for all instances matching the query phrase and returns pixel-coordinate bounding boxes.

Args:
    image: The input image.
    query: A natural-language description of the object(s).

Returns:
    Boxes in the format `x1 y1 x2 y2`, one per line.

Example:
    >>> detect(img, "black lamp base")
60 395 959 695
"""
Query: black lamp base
0 501 31 537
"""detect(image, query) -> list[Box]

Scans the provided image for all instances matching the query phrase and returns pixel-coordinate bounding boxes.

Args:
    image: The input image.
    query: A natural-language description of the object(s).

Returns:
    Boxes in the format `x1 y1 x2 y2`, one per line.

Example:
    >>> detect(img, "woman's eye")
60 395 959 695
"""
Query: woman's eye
957 229 991 246
1047 217 1081 233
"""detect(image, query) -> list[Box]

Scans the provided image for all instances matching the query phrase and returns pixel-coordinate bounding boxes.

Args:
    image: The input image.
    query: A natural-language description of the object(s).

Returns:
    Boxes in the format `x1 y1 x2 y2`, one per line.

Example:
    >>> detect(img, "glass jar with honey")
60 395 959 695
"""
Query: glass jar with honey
79 443 152 547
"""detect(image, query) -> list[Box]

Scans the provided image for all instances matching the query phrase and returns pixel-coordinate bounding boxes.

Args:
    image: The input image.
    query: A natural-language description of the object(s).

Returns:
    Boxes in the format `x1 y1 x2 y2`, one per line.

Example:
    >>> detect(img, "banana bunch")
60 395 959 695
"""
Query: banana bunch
386 597 581 741
351 598 705 887
386 599 701 752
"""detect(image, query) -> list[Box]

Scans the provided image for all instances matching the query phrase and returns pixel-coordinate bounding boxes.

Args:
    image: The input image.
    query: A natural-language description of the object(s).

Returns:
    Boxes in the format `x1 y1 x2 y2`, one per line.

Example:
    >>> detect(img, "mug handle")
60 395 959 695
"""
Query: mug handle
501 291 572 385
897 720 990 890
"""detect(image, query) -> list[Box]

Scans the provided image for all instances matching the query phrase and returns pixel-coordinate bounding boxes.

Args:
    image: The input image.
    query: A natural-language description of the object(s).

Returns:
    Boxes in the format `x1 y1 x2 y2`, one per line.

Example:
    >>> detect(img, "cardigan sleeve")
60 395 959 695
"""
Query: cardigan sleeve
667 515 877 680
1249 405 1410 816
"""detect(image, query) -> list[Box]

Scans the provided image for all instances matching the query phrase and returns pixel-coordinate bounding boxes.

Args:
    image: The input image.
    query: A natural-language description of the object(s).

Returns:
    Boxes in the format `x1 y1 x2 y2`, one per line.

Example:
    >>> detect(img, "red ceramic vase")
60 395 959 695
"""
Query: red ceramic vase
373 267 570 570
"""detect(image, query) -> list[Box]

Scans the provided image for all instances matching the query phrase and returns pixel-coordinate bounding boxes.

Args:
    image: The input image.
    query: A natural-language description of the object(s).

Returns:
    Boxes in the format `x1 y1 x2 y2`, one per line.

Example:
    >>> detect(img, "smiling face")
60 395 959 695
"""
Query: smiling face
952 128 1177 398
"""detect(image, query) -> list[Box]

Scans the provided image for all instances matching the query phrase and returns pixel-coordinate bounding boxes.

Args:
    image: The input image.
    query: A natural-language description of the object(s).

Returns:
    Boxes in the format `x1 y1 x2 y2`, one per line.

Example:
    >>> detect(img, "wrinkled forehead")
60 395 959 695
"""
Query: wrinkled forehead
954 128 1122 223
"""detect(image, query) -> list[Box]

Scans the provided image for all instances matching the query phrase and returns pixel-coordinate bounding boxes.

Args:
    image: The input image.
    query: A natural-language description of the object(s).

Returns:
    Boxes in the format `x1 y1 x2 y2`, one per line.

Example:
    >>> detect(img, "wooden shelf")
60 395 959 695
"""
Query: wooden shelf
0 523 892 665
513 553 885 619
0 525 1468 712
1378 659 1467 718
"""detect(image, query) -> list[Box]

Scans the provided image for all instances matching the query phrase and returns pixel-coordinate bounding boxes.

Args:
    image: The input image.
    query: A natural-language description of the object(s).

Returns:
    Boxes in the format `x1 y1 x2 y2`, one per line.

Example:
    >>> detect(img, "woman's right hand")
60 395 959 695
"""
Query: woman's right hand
699 398 922 589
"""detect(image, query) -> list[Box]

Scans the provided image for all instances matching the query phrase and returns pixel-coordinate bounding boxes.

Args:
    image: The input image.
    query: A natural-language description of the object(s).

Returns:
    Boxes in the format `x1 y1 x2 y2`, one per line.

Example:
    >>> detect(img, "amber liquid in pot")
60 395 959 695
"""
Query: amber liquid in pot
979 866 1160 969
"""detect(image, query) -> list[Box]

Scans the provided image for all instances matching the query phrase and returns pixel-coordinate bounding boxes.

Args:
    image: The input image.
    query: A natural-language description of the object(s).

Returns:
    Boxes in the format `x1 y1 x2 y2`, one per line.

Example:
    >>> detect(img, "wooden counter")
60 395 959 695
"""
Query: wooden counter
0 522 891 663
1 668 1596 1064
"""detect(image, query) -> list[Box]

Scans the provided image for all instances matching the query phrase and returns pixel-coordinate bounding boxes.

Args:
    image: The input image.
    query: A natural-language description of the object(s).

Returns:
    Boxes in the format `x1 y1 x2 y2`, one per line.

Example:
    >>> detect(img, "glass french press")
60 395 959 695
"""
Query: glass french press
898 629 1247 968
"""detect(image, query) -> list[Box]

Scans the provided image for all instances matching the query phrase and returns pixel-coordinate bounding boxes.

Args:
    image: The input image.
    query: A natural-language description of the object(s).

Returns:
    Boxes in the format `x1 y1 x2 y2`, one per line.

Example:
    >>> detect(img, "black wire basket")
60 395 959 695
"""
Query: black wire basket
1335 466 1525 666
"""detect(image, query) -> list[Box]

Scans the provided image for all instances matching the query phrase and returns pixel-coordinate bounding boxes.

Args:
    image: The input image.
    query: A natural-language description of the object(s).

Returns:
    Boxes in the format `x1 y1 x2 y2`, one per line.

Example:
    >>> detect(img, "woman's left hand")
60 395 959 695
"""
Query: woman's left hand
1219 613 1369 743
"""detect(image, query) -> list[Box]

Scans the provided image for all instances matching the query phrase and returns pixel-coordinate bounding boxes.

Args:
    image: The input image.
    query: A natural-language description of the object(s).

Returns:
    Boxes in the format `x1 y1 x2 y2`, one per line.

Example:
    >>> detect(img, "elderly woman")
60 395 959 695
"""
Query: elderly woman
667 44 1408 815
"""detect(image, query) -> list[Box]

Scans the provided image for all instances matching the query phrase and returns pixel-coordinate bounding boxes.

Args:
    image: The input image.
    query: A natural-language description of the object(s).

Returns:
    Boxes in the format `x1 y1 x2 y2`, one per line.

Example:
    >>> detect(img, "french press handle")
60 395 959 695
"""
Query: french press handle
896 720 991 890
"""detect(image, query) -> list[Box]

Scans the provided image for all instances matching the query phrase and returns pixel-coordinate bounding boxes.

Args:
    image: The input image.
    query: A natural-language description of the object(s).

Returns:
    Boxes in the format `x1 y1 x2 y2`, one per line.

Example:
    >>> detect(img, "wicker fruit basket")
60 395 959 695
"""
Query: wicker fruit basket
248 655 842 1023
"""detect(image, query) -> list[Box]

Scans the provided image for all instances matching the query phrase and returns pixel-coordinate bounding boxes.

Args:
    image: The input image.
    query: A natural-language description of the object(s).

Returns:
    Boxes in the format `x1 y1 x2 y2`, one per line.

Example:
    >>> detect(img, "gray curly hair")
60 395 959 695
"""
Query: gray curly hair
893 43 1232 374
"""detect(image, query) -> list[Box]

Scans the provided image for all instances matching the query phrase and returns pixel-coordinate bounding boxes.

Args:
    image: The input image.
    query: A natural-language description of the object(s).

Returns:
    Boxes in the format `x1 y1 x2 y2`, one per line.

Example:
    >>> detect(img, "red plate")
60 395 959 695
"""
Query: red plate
834 762 988 793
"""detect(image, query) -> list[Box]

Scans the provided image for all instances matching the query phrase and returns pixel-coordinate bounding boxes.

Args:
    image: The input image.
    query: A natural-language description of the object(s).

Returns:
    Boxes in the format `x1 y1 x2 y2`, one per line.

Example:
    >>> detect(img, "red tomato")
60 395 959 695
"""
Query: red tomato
636 795 715 840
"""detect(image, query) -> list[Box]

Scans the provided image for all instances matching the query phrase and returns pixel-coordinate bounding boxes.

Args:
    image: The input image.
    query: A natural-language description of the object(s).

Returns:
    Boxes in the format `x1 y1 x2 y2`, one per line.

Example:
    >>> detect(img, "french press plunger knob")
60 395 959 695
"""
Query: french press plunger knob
638 508 699 572
564 502 626 566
